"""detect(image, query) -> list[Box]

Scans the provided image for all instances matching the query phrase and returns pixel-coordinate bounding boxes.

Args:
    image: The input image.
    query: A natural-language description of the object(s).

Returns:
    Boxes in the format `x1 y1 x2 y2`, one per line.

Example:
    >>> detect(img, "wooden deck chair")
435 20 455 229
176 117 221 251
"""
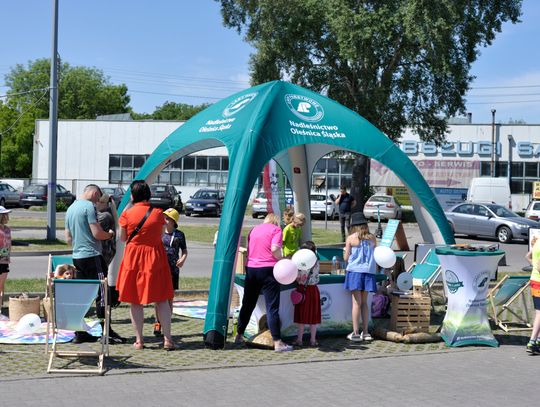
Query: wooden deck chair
46 278 110 375
407 249 443 306
488 275 532 332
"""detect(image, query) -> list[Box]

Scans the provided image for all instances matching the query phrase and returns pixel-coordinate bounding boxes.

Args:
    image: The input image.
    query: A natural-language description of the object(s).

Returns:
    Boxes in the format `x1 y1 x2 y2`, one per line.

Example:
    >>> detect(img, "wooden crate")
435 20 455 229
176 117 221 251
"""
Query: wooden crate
319 260 345 274
389 293 431 333
319 261 334 274
235 247 247 274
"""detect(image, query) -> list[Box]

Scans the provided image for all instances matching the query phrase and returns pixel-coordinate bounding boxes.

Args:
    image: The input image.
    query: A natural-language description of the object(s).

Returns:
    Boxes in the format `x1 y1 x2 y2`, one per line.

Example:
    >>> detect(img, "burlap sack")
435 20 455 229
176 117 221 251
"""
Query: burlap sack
9 295 40 321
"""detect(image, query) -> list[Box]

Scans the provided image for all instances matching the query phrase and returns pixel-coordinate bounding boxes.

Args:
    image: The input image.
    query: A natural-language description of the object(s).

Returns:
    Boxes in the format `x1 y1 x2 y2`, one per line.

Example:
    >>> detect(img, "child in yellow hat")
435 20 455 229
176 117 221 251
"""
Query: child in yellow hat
153 207 188 337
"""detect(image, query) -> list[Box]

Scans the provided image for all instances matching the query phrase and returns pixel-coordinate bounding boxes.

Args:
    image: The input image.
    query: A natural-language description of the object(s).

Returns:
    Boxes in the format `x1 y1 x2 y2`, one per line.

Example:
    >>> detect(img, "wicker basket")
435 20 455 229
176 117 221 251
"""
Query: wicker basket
8 295 41 321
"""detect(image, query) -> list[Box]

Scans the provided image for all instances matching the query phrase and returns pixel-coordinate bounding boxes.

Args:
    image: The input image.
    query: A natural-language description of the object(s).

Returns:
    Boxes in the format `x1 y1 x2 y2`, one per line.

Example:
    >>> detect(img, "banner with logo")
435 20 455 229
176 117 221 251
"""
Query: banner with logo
436 248 504 347
262 159 286 219
235 275 370 337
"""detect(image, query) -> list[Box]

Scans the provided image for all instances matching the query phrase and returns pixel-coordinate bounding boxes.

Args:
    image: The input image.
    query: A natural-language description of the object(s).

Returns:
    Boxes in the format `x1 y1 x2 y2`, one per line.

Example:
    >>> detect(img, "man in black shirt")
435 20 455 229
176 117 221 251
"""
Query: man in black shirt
335 186 356 241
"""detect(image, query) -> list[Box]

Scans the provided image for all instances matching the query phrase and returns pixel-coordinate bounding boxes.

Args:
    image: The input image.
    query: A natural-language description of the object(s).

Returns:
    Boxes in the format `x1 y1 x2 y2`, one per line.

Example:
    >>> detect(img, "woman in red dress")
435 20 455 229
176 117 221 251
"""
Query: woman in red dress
117 180 175 350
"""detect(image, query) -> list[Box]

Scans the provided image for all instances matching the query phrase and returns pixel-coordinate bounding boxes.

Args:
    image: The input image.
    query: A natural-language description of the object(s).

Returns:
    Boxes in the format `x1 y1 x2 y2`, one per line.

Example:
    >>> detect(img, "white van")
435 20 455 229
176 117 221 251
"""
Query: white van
467 177 512 209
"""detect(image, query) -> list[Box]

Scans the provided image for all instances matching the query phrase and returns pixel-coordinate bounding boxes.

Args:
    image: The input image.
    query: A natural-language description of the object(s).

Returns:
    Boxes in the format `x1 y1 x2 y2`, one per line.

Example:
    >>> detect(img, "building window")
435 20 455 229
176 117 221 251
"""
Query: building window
209 157 221 171
511 162 524 178
183 156 195 170
196 156 208 170
480 162 491 176
525 162 538 177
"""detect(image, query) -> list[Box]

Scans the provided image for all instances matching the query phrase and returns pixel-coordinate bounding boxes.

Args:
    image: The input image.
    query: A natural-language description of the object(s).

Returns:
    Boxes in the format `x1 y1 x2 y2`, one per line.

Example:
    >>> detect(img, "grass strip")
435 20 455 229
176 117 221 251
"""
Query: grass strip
4 276 212 294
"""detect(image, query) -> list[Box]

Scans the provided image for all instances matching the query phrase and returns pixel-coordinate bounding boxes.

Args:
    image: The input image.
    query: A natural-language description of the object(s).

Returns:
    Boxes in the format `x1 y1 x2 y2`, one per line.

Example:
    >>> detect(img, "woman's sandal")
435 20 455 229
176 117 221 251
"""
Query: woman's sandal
309 341 319 347
163 339 177 351
133 341 144 350
291 340 303 347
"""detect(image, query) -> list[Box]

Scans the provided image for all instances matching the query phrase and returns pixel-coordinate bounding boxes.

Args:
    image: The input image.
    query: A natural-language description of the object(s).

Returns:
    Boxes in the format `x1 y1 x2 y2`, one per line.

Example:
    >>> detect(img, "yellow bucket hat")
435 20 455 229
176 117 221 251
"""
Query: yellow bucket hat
163 208 180 226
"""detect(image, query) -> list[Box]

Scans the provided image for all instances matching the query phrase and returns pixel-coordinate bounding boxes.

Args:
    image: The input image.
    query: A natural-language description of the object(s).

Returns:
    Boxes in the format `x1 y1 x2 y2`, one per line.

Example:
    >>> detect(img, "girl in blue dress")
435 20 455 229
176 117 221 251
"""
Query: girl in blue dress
343 213 377 342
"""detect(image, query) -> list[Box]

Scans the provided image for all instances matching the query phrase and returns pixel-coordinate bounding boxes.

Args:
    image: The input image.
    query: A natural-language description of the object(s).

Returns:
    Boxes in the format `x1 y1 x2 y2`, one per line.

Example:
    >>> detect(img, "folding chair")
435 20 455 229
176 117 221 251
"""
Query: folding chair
488 275 532 332
407 249 443 307
44 254 74 354
46 278 110 375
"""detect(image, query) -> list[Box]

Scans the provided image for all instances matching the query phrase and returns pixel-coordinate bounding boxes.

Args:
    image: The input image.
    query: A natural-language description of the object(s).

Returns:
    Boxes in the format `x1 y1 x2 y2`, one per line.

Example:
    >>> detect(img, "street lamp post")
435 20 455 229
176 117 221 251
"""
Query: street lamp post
507 134 513 189
47 0 59 241
491 109 496 177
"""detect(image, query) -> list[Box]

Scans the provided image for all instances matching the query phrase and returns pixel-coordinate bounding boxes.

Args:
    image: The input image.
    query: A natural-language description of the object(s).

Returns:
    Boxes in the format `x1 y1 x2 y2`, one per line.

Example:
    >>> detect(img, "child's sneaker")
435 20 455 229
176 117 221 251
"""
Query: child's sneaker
347 332 363 342
526 341 539 354
361 332 373 341
153 322 162 337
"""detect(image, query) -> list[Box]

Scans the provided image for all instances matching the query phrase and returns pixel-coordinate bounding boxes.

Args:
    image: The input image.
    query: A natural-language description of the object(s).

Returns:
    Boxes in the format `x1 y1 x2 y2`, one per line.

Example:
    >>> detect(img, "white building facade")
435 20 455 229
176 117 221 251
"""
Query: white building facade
33 119 540 210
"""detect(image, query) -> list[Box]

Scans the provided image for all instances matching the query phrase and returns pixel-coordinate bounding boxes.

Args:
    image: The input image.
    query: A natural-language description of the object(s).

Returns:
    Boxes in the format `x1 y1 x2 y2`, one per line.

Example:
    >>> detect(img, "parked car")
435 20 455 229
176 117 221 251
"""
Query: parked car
525 201 540 221
149 184 182 212
20 183 75 208
0 182 21 208
363 194 402 220
310 193 337 219
100 185 126 208
251 191 268 219
185 188 225 217
251 189 294 219
445 202 539 243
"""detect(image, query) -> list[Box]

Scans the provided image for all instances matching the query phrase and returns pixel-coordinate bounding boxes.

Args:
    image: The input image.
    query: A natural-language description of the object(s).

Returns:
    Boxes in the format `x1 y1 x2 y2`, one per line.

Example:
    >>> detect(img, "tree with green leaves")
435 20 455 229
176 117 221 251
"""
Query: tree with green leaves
1 58 130 177
132 101 209 121
216 0 522 207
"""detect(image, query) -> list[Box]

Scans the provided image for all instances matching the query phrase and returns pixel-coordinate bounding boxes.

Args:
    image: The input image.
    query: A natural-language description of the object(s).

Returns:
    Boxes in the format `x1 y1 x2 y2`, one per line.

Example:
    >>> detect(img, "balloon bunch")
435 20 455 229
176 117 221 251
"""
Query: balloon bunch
273 249 317 284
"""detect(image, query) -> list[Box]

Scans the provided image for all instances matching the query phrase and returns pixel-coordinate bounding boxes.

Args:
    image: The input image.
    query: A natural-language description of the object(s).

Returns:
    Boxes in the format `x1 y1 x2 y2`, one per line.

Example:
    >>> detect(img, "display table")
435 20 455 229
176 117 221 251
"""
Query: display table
234 273 384 337
436 246 505 347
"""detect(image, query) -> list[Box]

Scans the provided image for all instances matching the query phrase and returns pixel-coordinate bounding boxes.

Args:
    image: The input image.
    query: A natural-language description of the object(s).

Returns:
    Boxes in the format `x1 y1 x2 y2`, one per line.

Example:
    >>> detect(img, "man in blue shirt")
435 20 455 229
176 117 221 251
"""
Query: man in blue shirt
335 186 356 242
65 184 121 343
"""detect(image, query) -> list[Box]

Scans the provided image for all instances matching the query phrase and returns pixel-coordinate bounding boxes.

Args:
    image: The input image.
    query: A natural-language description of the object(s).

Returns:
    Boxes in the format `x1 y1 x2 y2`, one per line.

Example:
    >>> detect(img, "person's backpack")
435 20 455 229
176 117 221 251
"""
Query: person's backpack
371 293 390 317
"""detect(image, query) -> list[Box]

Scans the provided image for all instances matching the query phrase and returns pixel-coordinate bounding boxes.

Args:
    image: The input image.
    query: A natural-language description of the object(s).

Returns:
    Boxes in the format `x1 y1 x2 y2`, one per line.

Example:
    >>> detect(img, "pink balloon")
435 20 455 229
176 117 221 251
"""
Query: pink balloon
273 259 299 285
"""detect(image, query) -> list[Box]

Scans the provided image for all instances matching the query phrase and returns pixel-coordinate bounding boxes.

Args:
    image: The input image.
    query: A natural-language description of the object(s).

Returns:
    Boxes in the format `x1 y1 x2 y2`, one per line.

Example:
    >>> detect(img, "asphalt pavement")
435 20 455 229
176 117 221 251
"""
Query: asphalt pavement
2 211 537 404
8 216 530 280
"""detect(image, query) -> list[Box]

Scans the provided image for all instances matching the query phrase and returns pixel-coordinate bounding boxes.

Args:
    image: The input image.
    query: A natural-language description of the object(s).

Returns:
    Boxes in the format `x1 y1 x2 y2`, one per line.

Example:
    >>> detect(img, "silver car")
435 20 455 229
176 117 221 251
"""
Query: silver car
310 193 337 219
445 202 539 243
251 191 268 219
363 194 402 220
525 201 540 221
0 183 21 207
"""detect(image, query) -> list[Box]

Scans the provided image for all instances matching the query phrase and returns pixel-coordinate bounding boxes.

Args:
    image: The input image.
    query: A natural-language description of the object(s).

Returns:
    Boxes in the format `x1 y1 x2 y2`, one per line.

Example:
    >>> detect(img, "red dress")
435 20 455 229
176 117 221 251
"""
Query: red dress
116 202 173 304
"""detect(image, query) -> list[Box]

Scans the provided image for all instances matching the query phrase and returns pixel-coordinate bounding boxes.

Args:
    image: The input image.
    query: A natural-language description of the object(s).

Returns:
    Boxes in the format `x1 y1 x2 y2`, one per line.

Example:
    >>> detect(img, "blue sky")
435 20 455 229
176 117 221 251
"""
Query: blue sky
1 0 539 125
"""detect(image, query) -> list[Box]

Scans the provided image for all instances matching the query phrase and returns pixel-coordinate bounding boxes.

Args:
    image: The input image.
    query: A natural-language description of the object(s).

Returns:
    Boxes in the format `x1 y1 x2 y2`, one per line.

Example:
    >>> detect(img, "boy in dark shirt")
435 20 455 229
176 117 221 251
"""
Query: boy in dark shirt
154 207 188 336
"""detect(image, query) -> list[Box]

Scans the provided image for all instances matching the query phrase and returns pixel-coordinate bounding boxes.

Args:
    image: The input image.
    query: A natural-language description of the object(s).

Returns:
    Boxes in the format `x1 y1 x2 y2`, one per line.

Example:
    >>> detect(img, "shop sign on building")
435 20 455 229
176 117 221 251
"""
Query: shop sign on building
533 181 540 200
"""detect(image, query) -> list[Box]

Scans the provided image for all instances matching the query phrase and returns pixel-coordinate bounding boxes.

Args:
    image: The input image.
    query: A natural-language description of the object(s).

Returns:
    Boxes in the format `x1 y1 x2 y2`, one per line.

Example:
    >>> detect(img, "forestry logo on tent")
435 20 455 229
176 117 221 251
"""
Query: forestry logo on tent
285 94 324 122
222 92 258 117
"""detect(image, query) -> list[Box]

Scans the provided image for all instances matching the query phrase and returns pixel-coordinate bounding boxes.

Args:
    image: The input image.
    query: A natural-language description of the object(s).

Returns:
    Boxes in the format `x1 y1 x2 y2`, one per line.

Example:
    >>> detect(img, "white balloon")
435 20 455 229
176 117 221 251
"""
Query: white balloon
373 246 397 269
291 249 317 271
16 313 42 335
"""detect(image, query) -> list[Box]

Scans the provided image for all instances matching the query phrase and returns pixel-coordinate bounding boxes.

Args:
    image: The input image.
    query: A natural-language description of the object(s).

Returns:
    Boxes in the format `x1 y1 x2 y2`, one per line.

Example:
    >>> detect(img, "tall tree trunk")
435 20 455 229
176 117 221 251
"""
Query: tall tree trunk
350 154 370 214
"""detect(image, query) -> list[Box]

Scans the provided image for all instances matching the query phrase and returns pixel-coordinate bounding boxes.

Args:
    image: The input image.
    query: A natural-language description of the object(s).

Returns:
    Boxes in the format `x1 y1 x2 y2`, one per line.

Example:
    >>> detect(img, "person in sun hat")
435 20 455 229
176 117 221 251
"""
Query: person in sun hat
0 206 12 311
342 212 377 343
152 207 188 337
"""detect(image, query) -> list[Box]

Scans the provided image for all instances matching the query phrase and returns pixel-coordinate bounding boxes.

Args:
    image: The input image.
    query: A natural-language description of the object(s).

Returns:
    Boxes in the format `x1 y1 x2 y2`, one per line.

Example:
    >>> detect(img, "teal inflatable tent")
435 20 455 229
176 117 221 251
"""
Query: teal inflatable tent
119 80 455 348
